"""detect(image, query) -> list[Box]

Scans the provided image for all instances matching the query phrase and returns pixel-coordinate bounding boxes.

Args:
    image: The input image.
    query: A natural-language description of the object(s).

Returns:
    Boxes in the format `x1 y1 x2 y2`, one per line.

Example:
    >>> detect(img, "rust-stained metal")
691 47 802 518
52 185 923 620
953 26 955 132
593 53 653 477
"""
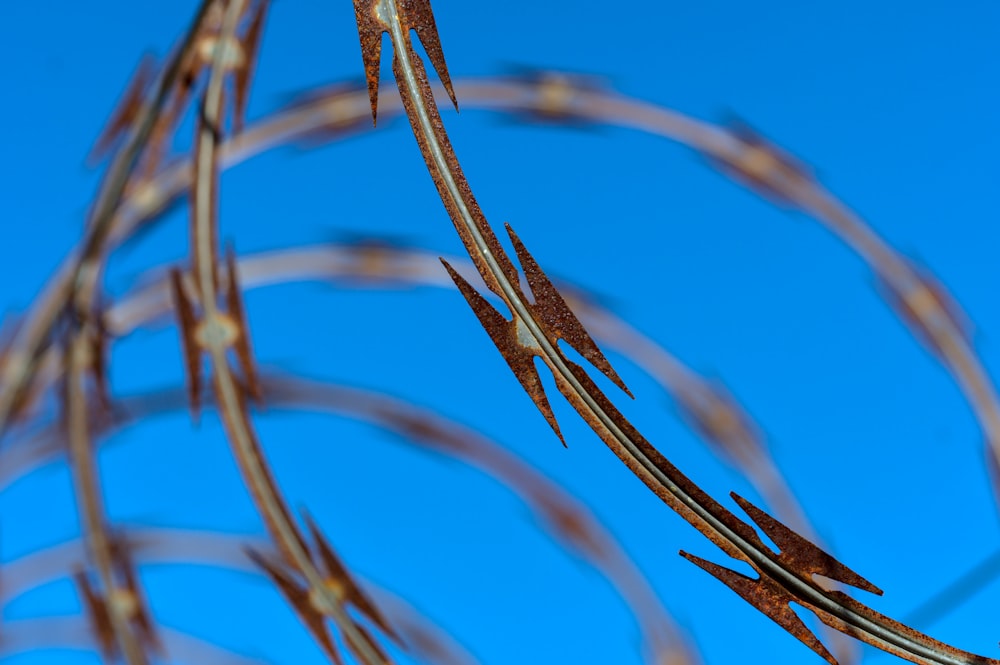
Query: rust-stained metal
681 551 837 664
441 259 566 444
233 0 270 134
8 529 479 665
7 371 698 665
5 4 996 657
247 536 394 665
302 511 400 643
74 567 118 663
224 246 263 403
706 118 815 208
245 548 346 665
875 258 974 360
0 0 219 441
169 268 204 420
506 224 633 398
349 3 999 663
174 3 397 663
69 528 163 664
729 494 881 595
108 531 163 657
26 73 1000 504
88 55 159 165
354 0 456 126
88 298 113 415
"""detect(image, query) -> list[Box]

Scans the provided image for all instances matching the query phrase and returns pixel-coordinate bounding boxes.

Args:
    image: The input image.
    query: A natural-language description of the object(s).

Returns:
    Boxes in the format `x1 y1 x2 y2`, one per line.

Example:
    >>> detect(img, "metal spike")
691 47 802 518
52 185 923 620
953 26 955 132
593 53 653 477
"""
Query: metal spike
109 531 163 654
245 548 345 665
224 246 263 403
352 0 385 126
233 0 269 134
442 259 565 444
505 223 633 398
89 300 114 415
88 55 158 164
73 568 118 664
731 493 883 595
874 263 973 359
302 510 400 642
680 552 837 665
402 0 458 111
709 118 813 207
168 269 203 421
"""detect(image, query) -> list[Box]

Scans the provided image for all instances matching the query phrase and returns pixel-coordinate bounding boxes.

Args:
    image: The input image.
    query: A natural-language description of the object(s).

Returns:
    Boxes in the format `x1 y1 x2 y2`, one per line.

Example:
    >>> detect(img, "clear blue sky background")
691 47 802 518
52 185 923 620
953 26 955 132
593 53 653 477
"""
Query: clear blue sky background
1 2 998 664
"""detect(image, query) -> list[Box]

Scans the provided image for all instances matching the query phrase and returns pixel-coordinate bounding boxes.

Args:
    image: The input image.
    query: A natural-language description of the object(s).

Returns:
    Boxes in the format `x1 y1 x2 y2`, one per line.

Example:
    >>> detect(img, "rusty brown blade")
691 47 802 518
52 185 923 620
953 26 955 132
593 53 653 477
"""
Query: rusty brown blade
224 246 263 402
441 259 566 443
169 268 204 419
73 567 118 663
233 0 271 134
88 55 159 166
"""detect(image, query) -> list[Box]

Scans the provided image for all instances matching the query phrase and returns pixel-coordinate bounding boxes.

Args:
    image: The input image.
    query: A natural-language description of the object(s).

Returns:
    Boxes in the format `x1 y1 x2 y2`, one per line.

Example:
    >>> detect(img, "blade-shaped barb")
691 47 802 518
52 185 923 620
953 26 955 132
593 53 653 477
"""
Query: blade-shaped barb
233 0 270 134
168 269 203 420
90 304 113 414
353 2 385 125
245 548 345 665
353 0 456 126
73 567 117 663
89 55 159 165
730 493 882 595
505 222 632 398
224 247 263 403
302 511 400 643
680 551 836 665
398 0 457 111
441 259 565 444
108 532 163 656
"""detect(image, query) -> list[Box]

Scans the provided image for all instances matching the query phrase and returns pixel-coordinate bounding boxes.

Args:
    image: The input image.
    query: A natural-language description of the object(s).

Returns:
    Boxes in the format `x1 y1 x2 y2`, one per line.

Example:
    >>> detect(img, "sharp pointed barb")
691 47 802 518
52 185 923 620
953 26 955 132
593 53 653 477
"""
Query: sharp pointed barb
681 551 837 665
168 269 203 421
442 259 565 445
352 1 385 126
504 223 633 398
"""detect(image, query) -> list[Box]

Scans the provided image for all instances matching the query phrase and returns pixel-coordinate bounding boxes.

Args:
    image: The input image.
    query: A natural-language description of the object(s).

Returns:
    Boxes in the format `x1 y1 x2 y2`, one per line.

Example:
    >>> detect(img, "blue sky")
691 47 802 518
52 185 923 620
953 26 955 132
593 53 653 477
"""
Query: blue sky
1 1 998 664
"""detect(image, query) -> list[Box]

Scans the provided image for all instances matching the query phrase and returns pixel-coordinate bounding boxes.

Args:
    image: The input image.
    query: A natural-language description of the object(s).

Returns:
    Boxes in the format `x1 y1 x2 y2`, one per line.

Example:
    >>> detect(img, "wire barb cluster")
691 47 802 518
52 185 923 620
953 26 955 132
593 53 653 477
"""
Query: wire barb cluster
349 1 1000 663
3 1 997 664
